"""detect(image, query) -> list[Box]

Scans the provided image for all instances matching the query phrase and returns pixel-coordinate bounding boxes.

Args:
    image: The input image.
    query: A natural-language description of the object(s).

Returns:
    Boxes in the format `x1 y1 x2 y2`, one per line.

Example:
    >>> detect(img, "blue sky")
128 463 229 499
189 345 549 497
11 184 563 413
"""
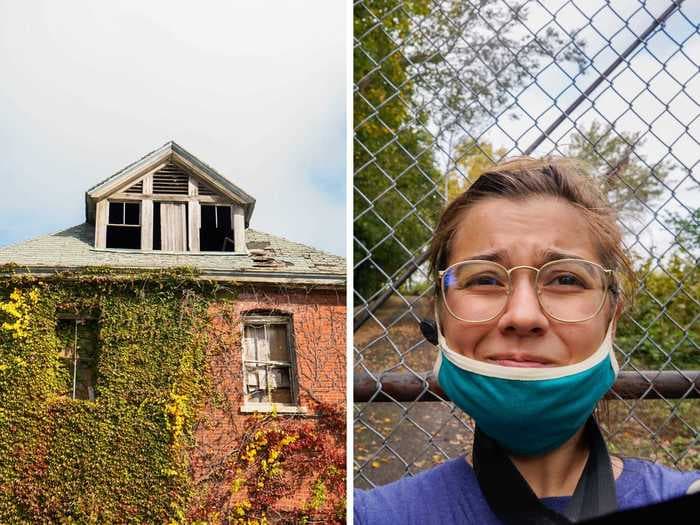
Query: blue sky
0 0 346 256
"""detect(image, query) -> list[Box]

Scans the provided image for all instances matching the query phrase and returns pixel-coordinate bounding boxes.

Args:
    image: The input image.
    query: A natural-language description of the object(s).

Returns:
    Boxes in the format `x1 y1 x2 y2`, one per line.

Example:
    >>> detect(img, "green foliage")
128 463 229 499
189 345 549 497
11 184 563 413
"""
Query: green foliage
0 270 210 523
616 255 698 368
354 0 443 302
618 208 699 369
668 207 700 254
443 140 508 201
565 121 674 215
353 0 586 302
306 478 326 512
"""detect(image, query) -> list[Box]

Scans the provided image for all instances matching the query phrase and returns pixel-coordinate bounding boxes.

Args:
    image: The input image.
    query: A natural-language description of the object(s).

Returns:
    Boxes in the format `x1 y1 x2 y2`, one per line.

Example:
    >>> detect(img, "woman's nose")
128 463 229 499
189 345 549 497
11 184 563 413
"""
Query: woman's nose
497 273 549 335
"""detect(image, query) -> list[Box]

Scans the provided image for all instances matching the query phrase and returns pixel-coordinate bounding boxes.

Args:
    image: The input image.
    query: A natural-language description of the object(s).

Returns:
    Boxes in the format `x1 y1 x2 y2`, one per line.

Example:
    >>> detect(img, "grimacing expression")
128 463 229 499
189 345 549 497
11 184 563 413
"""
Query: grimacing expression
440 196 620 368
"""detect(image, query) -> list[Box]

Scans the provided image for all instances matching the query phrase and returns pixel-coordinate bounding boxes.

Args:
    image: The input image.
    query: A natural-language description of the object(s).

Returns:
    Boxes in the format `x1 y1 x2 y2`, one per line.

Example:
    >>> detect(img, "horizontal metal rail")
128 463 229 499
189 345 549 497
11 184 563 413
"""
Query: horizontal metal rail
354 370 700 402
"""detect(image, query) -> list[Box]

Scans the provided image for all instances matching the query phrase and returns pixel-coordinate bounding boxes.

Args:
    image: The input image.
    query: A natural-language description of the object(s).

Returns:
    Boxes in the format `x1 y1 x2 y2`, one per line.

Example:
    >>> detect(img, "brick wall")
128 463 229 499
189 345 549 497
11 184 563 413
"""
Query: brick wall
189 284 346 521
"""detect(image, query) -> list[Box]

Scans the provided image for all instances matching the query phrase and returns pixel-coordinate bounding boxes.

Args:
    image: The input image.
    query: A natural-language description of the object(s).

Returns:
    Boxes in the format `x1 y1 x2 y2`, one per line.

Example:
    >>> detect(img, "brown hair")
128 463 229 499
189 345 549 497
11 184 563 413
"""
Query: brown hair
428 156 634 305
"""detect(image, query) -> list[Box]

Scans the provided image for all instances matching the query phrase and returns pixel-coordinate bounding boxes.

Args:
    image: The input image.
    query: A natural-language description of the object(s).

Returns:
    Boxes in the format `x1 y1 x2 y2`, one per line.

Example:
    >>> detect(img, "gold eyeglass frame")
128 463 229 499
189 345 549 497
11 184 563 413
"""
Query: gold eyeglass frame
438 258 615 324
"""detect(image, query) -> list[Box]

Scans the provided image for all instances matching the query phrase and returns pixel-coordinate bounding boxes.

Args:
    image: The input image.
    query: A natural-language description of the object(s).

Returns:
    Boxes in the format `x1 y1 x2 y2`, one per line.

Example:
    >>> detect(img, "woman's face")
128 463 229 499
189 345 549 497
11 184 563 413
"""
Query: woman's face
440 196 619 367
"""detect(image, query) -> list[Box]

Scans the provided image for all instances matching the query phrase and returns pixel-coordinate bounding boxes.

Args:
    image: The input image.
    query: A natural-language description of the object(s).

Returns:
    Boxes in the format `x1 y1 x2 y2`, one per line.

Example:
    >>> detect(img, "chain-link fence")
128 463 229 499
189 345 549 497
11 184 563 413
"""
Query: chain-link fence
353 0 699 489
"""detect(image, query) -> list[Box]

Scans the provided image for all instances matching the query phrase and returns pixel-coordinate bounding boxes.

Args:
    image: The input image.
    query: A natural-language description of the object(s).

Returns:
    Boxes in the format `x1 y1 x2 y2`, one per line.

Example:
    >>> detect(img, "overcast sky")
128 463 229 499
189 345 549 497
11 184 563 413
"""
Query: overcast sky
0 1 346 256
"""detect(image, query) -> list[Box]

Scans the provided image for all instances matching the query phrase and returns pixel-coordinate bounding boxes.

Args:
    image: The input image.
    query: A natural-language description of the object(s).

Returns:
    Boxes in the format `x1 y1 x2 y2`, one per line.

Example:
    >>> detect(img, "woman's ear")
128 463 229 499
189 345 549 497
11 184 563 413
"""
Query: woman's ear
420 319 438 345
421 295 439 345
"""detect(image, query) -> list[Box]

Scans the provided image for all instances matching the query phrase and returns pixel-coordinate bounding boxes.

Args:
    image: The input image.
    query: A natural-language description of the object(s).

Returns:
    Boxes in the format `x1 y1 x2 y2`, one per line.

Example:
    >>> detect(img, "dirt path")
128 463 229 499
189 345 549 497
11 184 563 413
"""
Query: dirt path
354 295 472 487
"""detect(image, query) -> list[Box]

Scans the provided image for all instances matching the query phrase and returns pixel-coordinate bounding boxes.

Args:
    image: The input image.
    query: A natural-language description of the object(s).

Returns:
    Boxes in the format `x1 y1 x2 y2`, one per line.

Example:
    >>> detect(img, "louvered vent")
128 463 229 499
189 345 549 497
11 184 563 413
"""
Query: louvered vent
198 181 217 196
153 163 189 195
125 180 143 194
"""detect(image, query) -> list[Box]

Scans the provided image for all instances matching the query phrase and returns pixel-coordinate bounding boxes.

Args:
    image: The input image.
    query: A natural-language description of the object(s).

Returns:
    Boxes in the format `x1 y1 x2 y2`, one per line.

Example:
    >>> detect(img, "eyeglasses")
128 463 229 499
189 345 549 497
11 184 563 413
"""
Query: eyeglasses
439 259 615 323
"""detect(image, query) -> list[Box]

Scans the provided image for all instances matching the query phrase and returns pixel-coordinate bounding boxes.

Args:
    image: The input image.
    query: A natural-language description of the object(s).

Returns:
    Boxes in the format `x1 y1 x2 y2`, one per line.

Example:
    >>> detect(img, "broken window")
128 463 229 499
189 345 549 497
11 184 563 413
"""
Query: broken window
242 314 296 406
106 201 141 249
56 316 99 400
200 204 235 252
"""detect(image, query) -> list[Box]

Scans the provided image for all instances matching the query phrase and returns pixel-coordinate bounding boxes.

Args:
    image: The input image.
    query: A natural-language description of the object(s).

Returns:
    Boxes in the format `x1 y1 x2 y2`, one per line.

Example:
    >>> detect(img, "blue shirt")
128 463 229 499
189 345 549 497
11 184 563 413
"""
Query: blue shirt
354 457 700 524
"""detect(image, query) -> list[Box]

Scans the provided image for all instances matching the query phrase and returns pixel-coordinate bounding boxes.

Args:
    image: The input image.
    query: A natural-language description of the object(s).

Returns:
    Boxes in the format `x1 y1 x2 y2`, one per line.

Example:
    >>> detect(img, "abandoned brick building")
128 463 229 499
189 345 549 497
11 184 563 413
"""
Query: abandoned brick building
0 142 346 524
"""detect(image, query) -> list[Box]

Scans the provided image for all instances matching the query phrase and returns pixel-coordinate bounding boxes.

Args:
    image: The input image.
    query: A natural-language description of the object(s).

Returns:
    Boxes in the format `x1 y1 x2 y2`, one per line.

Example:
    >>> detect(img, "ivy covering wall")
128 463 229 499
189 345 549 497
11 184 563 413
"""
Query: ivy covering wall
0 269 212 523
0 268 346 524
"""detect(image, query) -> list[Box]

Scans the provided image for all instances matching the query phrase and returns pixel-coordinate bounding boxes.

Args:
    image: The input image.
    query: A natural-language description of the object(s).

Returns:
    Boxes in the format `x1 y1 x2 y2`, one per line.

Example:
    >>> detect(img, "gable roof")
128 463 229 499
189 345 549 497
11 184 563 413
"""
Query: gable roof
85 141 256 226
0 224 345 286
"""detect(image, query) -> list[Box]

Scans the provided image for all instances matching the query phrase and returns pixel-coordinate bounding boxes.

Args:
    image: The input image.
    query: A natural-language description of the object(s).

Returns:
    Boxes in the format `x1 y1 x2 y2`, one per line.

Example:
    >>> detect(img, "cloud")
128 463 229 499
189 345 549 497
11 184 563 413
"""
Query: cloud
0 0 346 255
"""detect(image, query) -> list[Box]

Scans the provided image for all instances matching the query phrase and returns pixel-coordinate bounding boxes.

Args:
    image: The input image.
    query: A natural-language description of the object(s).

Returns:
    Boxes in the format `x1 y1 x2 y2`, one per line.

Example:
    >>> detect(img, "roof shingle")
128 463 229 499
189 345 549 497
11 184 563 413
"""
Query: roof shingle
0 224 345 286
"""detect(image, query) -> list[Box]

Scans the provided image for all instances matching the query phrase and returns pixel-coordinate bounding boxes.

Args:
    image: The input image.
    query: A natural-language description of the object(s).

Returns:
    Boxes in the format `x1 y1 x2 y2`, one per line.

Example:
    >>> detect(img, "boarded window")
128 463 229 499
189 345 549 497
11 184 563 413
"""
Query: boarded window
56 317 99 400
200 204 235 251
242 315 296 405
159 202 188 251
106 201 141 249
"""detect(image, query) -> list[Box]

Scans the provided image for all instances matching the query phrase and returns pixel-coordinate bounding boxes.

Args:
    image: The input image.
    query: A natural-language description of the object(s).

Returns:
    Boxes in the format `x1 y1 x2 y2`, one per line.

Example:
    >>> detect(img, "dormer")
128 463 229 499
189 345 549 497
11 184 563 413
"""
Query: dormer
85 142 255 253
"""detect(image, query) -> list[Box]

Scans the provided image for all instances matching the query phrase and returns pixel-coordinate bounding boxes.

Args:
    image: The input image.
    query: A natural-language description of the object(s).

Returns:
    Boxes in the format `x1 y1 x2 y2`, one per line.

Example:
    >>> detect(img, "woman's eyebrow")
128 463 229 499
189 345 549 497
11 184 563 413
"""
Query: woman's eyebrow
458 249 588 265
539 249 586 263
461 250 507 263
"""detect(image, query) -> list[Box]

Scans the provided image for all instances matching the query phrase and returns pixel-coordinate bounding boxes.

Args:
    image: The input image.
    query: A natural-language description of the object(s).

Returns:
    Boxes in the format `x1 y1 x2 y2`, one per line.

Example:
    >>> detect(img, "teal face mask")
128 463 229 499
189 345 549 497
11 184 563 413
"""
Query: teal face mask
434 317 618 456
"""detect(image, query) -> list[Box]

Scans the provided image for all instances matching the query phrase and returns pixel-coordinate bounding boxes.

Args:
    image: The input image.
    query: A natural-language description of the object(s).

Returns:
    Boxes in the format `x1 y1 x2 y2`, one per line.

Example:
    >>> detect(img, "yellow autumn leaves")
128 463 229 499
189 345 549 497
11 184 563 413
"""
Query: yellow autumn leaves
0 288 40 340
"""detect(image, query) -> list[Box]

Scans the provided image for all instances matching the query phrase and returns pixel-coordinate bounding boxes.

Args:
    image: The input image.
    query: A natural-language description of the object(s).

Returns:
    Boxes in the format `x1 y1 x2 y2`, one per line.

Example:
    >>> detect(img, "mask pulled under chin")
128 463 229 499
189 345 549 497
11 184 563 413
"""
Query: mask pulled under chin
433 314 619 456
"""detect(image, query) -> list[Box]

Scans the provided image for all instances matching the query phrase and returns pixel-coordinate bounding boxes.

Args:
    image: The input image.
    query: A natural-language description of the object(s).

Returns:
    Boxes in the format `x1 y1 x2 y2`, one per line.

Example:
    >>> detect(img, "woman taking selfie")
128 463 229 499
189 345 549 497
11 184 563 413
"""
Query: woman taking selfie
354 158 700 524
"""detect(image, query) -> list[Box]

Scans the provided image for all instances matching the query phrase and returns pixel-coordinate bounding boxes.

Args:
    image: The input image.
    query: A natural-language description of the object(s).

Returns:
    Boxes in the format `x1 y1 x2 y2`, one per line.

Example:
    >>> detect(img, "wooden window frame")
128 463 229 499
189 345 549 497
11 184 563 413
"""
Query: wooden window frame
240 314 303 414
56 315 99 401
104 200 142 250
107 200 141 228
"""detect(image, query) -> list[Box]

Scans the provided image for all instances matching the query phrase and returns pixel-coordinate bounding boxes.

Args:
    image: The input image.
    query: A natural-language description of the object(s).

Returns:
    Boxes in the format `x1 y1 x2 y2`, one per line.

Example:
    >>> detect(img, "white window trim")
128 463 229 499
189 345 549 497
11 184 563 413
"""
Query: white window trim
240 314 300 413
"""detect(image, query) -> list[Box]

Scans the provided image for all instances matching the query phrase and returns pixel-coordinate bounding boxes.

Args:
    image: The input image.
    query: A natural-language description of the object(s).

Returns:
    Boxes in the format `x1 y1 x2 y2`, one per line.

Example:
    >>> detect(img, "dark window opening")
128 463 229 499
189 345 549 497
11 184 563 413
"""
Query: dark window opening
106 226 141 249
56 317 99 401
153 202 162 250
200 204 235 252
185 203 190 251
108 202 123 224
108 202 140 225
124 203 140 225
106 201 141 249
